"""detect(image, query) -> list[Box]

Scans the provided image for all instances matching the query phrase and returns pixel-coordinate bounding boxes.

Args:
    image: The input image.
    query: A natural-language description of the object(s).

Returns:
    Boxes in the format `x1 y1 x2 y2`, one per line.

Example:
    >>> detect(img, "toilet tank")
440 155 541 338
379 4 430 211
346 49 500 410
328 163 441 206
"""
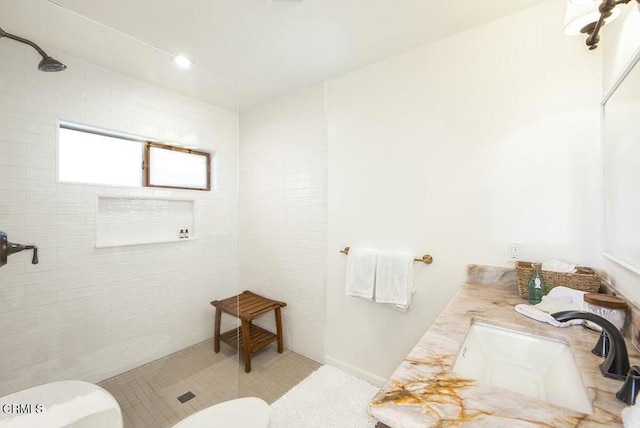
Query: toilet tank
0 380 123 428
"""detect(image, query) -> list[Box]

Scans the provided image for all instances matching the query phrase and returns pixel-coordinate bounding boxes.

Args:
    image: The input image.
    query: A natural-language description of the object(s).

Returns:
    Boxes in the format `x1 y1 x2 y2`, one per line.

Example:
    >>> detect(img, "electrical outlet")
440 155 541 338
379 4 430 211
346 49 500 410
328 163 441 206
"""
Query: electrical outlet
508 242 520 262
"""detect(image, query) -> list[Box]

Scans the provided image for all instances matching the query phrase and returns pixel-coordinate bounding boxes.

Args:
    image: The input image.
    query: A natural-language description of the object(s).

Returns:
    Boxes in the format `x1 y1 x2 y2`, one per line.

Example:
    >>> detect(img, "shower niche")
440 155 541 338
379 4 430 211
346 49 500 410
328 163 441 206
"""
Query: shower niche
96 196 195 248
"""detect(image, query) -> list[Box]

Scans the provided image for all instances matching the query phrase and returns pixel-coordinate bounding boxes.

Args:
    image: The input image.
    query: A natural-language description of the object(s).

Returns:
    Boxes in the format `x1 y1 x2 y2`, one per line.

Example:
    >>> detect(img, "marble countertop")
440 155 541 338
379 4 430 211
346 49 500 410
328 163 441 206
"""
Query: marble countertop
368 278 639 427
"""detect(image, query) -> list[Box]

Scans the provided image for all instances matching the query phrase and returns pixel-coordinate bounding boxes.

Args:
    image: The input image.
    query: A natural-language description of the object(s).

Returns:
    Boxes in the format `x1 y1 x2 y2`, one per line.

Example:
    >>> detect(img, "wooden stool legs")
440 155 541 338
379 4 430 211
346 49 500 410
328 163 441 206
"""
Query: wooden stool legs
214 308 222 353
213 309 284 371
241 319 252 373
275 307 283 354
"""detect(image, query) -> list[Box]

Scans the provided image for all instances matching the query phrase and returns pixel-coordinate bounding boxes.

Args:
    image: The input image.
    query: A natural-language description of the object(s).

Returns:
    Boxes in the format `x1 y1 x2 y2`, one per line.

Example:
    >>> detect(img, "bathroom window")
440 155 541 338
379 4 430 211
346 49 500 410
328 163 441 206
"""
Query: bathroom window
58 125 143 187
145 143 210 191
58 123 211 191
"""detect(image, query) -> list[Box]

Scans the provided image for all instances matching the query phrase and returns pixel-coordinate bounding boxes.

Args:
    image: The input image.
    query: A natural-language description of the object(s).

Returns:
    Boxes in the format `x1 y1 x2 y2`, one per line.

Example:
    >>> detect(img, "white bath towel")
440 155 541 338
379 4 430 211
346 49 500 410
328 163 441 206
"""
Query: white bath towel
345 248 378 300
375 251 415 311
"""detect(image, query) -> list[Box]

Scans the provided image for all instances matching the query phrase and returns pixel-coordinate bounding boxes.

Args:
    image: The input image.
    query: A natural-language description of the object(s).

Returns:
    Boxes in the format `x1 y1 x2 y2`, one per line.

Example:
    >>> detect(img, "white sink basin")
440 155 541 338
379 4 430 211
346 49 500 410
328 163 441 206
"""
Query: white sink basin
451 322 593 414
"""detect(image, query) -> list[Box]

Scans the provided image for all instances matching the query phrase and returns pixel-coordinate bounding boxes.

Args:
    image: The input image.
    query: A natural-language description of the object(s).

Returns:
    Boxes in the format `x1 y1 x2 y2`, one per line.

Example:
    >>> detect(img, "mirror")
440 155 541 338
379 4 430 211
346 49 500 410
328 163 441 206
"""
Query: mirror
604 49 640 273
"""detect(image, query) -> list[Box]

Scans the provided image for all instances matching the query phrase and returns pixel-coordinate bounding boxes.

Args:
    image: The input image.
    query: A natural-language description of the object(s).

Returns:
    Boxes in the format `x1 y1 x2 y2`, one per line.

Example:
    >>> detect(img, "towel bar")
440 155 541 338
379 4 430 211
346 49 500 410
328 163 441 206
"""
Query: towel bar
339 246 433 264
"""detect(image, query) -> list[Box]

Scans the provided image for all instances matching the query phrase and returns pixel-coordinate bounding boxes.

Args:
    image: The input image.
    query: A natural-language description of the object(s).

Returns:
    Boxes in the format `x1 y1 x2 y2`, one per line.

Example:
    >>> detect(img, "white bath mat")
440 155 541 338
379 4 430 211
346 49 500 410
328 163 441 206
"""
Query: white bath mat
270 365 379 428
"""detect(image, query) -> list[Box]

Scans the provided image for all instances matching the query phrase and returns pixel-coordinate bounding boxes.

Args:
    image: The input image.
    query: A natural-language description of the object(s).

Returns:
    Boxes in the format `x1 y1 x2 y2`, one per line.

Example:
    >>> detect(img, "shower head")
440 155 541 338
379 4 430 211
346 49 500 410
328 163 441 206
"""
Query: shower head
0 25 67 72
38 56 67 72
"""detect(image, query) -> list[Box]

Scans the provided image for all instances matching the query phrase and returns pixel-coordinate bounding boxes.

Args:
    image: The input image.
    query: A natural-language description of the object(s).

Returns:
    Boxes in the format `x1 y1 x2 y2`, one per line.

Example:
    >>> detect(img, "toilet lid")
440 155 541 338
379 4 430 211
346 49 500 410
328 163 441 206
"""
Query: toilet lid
172 397 270 428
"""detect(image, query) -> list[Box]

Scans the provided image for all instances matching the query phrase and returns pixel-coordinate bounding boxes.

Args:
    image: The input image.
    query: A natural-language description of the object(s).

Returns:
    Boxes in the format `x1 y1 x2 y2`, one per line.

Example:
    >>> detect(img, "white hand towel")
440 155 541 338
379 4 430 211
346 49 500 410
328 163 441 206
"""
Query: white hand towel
345 248 378 300
375 251 414 311
514 286 586 327
514 305 582 328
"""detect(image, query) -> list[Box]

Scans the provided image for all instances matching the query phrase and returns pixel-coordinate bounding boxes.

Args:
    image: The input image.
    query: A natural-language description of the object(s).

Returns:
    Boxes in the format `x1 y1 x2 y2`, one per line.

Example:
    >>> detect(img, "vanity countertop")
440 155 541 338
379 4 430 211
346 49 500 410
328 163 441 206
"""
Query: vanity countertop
368 280 639 427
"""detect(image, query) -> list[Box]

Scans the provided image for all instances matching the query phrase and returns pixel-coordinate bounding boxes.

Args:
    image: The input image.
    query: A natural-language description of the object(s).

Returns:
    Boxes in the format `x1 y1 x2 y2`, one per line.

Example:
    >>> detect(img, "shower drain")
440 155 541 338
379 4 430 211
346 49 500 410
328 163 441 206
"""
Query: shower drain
177 391 196 403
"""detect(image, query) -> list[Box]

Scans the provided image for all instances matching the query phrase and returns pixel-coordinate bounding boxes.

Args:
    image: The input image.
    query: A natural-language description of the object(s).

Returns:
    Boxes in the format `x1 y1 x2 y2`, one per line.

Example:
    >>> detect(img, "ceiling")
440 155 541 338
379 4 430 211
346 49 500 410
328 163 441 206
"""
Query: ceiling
1 0 549 111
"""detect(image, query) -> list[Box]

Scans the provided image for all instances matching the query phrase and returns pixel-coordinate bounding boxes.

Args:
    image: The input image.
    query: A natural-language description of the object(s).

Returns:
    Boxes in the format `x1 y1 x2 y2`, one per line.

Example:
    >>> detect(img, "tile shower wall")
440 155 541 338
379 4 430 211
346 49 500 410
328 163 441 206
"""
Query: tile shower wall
0 43 239 395
239 86 326 363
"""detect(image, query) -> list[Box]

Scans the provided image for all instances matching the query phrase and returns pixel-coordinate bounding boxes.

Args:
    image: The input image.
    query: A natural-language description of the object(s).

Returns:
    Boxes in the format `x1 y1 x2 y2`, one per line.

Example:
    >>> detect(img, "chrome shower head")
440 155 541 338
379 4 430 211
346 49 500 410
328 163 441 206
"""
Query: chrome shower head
0 25 67 72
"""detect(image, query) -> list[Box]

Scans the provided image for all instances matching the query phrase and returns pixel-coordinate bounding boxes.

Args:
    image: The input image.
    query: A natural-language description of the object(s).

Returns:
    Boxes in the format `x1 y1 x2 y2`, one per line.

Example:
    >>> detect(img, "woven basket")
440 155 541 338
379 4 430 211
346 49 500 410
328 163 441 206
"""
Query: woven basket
516 261 601 299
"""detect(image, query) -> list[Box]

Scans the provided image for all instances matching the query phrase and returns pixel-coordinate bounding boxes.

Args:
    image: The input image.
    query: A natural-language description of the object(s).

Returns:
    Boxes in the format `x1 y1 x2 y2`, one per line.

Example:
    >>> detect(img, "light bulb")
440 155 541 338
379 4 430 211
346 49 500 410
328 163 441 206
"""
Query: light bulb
172 55 192 69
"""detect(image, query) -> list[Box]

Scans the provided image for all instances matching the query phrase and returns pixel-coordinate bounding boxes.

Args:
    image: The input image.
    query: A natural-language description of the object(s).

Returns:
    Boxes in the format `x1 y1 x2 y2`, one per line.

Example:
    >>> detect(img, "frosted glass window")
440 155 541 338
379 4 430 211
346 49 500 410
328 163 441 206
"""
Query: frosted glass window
59 127 143 187
147 145 210 190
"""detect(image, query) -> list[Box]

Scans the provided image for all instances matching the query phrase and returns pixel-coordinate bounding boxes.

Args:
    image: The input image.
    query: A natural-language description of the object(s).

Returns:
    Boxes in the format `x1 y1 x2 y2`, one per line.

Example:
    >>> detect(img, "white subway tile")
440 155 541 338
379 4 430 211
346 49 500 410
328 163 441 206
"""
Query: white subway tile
28 257 85 273
0 141 26 155
25 279 85 296
25 121 56 136
0 178 56 192
239 87 326 362
22 292 58 308
26 192 83 204
0 285 25 300
2 107 56 125
0 115 25 131
25 214 85 226
0 214 25 227
25 143 55 159
0 332 26 350
0 190 25 203
0 47 239 392
0 166 26 179
57 284 109 302
1 153 54 169
26 168 55 181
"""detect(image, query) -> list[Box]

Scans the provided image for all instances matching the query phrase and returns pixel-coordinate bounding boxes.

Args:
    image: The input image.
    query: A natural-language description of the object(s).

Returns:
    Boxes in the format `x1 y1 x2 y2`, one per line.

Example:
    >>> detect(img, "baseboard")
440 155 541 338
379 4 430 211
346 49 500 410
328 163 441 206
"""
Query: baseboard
324 356 386 387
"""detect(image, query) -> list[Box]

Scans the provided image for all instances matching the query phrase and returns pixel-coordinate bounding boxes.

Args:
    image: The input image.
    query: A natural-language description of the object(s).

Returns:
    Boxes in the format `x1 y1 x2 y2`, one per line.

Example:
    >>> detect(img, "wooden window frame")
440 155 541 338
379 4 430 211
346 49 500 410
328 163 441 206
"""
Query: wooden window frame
143 142 211 191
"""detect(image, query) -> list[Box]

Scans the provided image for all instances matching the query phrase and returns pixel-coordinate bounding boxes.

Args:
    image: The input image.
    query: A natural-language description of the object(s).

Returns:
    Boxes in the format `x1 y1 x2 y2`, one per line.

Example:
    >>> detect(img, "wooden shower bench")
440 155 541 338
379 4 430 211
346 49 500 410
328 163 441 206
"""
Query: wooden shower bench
210 290 287 373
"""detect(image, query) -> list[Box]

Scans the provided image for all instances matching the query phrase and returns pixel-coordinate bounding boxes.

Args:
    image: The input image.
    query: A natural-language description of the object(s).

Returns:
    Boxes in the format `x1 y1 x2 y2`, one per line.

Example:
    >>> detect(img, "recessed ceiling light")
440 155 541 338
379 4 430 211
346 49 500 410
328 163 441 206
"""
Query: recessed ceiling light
172 55 192 69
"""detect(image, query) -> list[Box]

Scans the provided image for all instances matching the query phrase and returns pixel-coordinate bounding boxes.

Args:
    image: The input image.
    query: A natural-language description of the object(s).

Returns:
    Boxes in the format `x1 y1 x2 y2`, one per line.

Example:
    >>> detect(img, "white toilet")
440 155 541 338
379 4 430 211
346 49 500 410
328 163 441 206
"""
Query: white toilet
0 381 270 428
0 381 122 428
172 397 270 428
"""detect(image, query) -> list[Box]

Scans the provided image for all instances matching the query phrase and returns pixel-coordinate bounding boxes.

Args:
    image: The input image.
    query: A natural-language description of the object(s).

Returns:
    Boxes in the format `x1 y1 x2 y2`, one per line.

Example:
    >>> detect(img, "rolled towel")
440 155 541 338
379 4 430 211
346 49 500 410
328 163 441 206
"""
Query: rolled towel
542 260 577 273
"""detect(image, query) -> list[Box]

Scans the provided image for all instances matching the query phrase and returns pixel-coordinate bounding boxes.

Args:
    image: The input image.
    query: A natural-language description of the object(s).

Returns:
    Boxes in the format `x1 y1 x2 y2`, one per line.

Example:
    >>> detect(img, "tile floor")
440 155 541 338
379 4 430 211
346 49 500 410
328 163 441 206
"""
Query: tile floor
98 339 321 428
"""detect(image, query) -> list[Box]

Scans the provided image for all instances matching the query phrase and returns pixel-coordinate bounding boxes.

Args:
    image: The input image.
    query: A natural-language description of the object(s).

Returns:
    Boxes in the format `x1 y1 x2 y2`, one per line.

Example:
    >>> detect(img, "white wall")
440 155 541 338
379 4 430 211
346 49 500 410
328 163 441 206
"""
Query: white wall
325 0 602 383
239 87 326 363
603 5 640 95
601 6 640 304
0 43 239 395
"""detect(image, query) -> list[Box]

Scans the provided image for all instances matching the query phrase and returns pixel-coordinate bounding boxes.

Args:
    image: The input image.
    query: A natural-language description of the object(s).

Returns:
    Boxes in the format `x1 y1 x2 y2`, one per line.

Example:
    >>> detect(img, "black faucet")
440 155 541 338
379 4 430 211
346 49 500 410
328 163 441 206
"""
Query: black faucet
552 310 629 380
0 232 38 268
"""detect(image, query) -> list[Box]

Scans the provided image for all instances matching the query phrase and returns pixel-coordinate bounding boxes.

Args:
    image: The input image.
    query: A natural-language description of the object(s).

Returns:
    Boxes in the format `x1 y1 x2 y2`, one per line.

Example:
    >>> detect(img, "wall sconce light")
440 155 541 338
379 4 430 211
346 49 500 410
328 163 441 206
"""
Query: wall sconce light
564 0 640 50
564 1 618 36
